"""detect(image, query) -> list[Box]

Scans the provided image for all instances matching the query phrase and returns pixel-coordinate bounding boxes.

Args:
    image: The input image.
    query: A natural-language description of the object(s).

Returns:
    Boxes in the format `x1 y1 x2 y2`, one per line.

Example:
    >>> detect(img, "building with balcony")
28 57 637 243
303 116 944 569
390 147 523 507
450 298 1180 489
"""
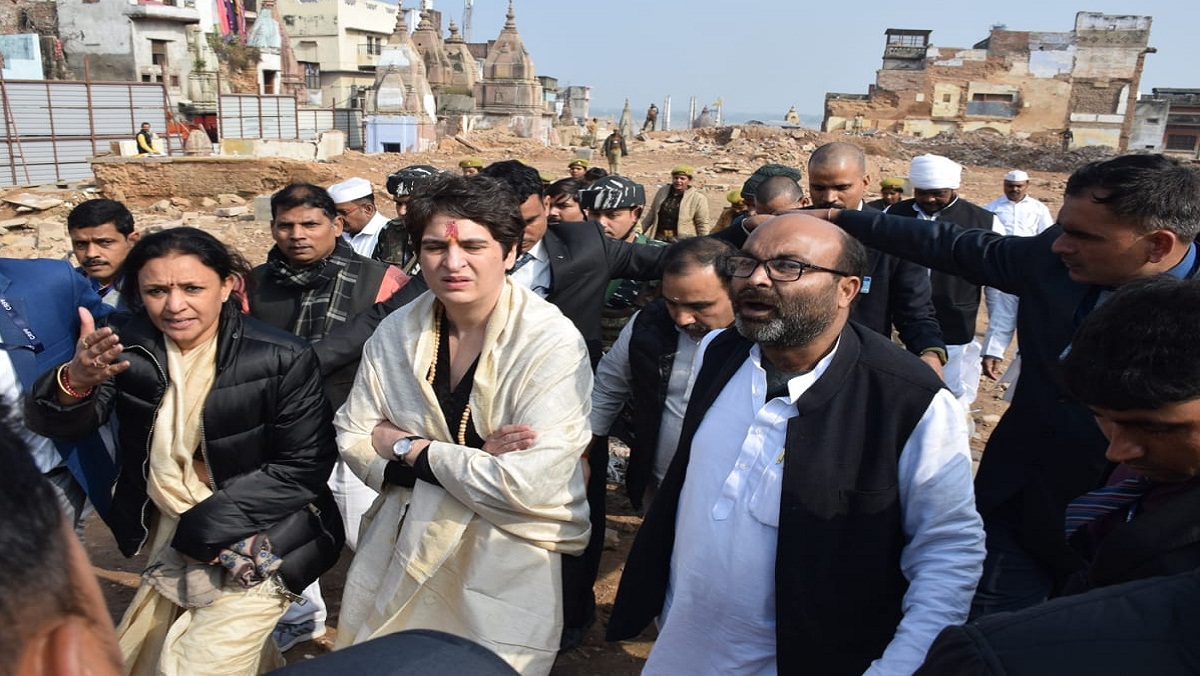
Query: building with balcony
1132 88 1200 158
824 12 1155 151
276 0 400 107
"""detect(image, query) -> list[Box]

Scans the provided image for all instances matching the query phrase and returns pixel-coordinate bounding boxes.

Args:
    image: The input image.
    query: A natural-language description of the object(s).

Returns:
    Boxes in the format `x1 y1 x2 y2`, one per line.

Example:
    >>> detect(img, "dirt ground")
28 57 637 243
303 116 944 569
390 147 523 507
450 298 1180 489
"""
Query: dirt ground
49 124 1057 673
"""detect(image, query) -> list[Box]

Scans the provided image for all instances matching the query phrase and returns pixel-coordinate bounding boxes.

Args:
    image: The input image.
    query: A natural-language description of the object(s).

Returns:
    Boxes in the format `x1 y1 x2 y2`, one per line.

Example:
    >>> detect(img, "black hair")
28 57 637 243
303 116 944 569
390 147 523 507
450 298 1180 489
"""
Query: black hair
755 175 805 213
547 177 586 201
1060 276 1200 410
1064 154 1200 242
67 198 135 236
404 174 524 257
270 183 338 222
834 228 869 279
480 160 545 201
664 236 736 285
120 227 251 312
809 141 867 174
0 400 77 673
583 167 609 184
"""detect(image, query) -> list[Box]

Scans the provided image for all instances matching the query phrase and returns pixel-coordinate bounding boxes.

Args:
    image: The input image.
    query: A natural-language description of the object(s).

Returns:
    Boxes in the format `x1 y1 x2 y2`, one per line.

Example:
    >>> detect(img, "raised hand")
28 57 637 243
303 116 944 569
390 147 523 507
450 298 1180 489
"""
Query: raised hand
59 307 129 401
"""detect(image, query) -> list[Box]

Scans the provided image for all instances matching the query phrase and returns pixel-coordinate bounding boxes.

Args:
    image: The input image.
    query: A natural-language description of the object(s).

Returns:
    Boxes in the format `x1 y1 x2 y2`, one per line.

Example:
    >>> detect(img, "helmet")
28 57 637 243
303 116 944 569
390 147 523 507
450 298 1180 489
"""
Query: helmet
386 165 440 196
578 175 646 211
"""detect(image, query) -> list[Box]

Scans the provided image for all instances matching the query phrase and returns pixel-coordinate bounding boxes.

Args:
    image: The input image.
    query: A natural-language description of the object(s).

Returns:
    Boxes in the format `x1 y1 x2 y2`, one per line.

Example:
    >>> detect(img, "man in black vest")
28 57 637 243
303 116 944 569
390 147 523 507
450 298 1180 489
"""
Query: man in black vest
591 236 736 513
886 154 1003 413
807 142 946 374
817 154 1200 618
246 183 410 652
608 213 984 674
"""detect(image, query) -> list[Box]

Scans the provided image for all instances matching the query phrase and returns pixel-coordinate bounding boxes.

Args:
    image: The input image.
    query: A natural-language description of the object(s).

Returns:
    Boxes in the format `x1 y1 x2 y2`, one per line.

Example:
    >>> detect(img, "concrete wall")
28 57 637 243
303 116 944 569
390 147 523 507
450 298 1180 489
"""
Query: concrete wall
1130 99 1168 152
59 0 136 81
91 154 344 201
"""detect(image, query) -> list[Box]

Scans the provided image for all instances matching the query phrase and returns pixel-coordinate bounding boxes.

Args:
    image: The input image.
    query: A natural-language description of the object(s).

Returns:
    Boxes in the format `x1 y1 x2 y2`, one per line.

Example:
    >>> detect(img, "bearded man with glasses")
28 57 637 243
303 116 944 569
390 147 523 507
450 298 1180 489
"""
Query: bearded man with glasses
609 212 985 675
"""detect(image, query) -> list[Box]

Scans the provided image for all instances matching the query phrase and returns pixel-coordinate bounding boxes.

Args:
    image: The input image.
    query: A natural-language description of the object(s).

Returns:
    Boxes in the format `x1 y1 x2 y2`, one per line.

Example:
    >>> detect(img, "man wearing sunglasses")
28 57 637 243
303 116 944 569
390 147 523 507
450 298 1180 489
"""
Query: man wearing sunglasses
609 213 984 675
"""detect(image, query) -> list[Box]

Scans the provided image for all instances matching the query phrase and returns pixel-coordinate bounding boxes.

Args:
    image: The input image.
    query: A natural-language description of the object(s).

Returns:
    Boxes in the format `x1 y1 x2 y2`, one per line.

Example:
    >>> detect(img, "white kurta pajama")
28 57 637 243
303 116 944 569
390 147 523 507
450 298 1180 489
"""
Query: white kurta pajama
334 280 592 675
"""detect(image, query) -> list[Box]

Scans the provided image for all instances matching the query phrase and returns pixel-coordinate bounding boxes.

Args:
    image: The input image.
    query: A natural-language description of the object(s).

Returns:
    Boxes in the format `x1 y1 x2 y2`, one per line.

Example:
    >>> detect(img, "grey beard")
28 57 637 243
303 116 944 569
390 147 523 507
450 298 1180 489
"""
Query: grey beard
735 309 832 348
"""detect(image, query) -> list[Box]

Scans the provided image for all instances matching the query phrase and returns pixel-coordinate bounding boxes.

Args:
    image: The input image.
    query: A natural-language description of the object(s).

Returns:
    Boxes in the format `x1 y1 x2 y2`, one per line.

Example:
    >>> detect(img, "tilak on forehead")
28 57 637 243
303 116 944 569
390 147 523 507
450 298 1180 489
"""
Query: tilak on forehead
444 220 459 241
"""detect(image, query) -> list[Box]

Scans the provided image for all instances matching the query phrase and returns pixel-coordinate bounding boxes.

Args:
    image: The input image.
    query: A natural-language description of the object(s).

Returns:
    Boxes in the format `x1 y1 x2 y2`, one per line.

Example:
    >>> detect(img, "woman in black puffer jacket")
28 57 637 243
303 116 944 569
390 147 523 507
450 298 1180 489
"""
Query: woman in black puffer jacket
26 227 343 675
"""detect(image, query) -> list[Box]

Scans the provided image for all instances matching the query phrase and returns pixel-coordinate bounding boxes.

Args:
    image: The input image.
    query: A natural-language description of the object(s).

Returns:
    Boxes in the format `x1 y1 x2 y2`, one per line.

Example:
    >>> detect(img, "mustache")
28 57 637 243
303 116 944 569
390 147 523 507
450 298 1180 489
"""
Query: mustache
736 287 777 304
82 257 108 266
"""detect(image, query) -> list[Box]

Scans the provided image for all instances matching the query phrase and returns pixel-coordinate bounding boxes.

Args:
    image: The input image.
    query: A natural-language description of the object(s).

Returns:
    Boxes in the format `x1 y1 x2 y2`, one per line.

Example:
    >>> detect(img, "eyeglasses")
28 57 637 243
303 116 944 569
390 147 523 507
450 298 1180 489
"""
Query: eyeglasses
722 254 852 282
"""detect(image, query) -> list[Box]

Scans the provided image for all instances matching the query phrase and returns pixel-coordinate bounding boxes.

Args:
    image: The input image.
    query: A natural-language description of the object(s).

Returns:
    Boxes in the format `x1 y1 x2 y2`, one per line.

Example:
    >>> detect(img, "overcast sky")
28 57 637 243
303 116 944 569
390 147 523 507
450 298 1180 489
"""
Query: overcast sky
439 0 1191 123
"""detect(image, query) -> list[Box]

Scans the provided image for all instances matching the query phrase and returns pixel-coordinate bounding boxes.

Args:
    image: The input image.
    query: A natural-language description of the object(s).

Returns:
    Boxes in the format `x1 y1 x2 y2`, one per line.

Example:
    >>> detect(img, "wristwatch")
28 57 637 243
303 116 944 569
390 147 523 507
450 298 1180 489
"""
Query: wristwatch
391 435 424 462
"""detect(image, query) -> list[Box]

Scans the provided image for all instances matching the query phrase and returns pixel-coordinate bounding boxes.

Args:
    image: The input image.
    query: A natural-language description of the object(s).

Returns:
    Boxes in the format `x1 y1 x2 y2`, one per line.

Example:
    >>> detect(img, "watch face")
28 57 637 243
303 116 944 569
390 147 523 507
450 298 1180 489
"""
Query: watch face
393 438 411 460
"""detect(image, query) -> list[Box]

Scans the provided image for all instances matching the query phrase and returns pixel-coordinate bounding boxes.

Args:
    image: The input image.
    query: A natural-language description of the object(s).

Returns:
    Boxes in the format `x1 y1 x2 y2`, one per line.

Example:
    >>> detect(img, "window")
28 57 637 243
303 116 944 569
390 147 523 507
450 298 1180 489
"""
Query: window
942 93 952 103
1165 134 1197 151
150 39 168 72
887 34 925 47
300 61 320 90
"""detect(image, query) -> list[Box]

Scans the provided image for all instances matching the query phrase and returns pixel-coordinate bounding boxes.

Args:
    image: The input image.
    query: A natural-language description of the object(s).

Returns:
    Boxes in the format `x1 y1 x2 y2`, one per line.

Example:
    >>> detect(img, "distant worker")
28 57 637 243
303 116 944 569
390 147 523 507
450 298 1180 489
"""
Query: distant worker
712 189 747 233
643 103 659 132
980 169 1055 382
459 157 483 176
1061 129 1074 152
642 165 711 241
135 122 161 156
866 177 906 210
567 159 588 179
585 118 599 148
602 129 628 175
784 106 799 125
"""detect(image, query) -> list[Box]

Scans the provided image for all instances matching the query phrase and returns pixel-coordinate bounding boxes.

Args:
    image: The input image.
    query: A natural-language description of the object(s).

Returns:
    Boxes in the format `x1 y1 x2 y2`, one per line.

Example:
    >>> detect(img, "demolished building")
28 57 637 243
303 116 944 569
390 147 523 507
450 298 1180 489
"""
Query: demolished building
824 12 1154 151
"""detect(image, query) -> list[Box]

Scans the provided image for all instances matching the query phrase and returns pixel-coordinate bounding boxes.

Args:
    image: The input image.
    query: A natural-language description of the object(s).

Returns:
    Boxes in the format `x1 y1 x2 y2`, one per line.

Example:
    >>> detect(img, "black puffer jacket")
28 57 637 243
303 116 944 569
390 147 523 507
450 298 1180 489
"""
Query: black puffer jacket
26 304 344 593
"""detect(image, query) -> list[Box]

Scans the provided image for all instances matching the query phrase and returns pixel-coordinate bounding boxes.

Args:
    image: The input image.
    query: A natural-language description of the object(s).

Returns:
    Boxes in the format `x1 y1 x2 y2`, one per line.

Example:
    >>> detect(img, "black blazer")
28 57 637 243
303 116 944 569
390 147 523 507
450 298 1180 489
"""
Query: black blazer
541 221 668 365
833 210 1200 574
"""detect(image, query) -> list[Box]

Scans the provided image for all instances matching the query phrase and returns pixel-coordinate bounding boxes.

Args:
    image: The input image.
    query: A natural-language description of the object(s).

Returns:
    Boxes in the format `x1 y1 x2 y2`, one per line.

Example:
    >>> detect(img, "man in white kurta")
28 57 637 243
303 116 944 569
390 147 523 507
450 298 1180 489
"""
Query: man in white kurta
334 281 592 676
981 170 1055 388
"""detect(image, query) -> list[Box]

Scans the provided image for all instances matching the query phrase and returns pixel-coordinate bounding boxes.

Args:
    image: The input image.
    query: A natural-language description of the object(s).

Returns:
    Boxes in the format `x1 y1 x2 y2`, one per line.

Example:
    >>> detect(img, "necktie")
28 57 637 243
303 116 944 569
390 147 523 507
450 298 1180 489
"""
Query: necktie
509 251 534 274
1064 475 1154 538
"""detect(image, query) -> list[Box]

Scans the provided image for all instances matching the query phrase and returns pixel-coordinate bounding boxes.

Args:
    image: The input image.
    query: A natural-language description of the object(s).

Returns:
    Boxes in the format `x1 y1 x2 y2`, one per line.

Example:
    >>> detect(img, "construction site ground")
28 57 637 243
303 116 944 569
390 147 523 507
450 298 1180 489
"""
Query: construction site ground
7 125 1106 673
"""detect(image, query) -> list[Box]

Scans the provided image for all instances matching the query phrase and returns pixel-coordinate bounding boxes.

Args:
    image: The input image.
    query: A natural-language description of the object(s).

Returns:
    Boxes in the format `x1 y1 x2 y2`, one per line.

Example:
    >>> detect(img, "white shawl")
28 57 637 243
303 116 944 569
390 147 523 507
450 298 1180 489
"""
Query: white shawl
334 279 592 674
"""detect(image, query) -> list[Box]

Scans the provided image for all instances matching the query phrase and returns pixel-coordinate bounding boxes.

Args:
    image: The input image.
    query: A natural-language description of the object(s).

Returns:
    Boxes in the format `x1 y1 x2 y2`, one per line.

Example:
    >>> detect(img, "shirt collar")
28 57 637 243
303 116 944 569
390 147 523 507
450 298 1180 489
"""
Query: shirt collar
1167 241 1198 279
748 338 841 404
526 238 548 262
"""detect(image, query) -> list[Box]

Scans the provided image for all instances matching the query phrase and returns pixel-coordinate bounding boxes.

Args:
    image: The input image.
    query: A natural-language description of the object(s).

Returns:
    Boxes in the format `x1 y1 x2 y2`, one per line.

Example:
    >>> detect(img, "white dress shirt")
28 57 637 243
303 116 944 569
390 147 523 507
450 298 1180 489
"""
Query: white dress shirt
590 312 703 484
343 211 390 258
981 195 1054 359
645 336 984 676
508 238 552 298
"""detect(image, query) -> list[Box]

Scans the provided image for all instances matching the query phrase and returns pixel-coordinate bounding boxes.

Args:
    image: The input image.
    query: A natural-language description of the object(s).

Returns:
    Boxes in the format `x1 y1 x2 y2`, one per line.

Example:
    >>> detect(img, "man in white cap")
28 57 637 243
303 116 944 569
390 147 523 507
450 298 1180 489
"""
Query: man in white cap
885 154 1004 413
981 171 1055 382
329 176 390 257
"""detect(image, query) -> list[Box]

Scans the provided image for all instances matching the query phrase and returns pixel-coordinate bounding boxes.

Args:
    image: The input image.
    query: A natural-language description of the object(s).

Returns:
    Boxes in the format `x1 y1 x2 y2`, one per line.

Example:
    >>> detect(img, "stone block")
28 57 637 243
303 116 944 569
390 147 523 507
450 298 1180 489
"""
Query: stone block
214 205 249 217
253 195 274 222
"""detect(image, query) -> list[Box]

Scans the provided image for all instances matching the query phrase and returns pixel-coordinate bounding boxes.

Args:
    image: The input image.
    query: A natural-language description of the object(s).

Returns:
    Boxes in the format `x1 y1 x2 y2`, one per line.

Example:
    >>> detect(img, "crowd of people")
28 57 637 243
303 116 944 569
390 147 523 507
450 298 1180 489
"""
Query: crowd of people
2 142 1199 675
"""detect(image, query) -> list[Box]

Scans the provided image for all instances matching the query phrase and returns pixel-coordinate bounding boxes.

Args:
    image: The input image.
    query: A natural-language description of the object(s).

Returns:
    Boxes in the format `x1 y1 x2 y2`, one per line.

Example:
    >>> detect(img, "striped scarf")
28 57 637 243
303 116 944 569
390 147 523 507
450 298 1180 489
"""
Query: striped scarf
266 238 362 341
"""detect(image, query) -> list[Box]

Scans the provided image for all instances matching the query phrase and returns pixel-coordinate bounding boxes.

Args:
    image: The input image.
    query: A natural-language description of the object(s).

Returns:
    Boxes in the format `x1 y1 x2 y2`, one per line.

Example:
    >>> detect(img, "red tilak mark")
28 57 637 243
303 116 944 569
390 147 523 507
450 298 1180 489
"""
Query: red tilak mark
444 220 459 241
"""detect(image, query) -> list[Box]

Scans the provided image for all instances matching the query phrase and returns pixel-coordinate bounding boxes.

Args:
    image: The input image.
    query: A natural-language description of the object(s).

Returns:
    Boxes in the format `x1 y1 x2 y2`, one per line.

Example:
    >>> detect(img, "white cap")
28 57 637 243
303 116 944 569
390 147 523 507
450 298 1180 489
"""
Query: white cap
1004 170 1030 182
328 177 373 203
909 154 962 190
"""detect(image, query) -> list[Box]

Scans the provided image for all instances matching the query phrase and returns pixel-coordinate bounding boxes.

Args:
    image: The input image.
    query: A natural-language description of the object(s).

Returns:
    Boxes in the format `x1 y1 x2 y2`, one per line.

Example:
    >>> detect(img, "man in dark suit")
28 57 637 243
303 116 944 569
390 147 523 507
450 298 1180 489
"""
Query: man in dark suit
479 160 666 366
807 142 946 374
479 159 667 652
820 154 1200 617
0 258 112 529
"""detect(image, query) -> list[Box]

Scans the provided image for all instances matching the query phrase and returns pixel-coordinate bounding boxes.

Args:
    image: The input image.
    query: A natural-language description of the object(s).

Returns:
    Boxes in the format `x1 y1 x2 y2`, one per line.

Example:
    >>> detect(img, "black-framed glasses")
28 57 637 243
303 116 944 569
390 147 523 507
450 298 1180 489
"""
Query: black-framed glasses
722 254 852 282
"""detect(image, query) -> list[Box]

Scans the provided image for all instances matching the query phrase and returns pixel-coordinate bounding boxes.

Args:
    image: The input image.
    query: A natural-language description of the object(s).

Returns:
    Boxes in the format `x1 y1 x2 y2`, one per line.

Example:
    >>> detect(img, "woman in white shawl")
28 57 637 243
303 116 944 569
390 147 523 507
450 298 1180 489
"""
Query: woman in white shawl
335 174 593 675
